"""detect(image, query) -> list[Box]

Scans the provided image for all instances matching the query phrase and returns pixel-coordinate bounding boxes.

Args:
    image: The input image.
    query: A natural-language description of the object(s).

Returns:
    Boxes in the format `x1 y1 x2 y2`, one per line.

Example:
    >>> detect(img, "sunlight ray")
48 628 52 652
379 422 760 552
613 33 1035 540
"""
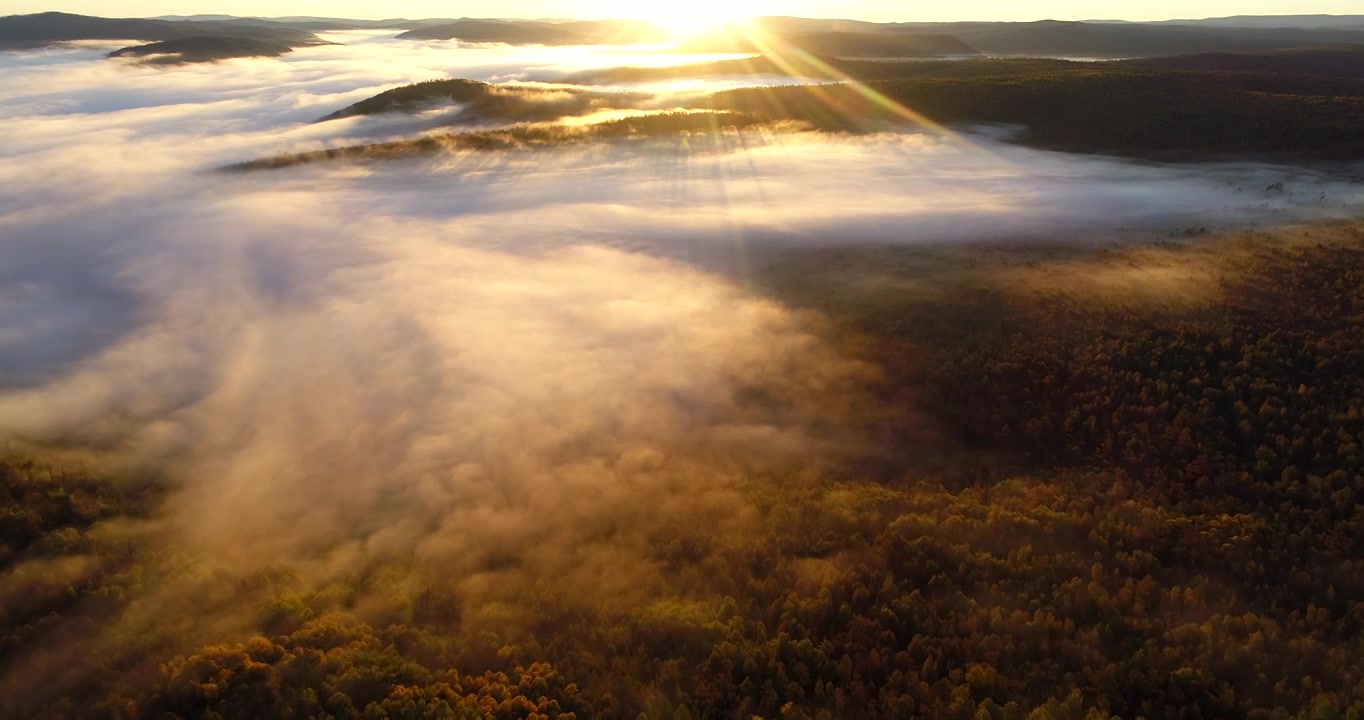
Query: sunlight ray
718 20 1012 165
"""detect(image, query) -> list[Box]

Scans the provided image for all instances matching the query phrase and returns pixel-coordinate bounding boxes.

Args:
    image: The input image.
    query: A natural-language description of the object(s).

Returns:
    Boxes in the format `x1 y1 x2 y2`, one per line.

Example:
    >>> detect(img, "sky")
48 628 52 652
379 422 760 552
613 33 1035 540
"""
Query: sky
6 0 1364 22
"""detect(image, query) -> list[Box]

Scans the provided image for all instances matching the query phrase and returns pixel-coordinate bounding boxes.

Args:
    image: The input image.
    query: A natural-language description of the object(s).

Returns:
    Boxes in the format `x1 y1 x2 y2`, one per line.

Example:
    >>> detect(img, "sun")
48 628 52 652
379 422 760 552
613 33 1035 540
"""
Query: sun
600 1 782 39
643 8 754 39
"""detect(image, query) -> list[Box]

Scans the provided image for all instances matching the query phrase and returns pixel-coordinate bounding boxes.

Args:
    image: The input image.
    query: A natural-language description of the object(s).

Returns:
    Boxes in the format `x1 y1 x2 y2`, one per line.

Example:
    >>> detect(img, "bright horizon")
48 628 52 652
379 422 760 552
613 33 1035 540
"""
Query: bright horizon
6 0 1364 23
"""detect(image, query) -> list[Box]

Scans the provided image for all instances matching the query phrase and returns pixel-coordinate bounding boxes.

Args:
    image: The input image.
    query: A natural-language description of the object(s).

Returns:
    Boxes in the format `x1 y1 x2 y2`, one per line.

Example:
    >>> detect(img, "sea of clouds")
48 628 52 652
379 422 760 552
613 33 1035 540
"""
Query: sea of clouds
1 29 1362 700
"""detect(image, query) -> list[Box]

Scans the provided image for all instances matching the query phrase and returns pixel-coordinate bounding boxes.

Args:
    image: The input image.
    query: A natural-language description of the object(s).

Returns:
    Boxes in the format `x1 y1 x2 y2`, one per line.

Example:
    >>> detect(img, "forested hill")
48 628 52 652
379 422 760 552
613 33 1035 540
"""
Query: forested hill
896 19 1364 58
396 19 591 45
312 79 646 125
1123 45 1364 78
1141 14 1364 30
702 46 1364 160
0 11 326 50
752 16 1364 58
108 37 297 64
396 18 670 44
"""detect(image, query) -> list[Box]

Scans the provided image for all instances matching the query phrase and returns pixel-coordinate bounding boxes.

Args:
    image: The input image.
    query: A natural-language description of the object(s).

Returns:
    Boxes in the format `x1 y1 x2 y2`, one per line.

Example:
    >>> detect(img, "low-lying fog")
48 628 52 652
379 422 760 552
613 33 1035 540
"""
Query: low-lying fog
1 31 1362 692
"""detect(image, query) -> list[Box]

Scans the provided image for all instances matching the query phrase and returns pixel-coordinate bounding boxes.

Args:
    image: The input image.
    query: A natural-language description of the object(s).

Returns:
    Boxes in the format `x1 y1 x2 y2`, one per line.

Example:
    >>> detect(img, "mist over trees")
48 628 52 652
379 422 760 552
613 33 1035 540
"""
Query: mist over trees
7 229 1364 718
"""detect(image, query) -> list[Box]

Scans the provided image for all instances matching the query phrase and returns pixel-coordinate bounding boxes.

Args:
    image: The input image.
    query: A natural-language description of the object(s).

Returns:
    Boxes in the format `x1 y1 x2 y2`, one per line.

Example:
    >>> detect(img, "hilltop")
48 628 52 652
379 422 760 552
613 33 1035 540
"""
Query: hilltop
314 78 646 124
108 36 297 64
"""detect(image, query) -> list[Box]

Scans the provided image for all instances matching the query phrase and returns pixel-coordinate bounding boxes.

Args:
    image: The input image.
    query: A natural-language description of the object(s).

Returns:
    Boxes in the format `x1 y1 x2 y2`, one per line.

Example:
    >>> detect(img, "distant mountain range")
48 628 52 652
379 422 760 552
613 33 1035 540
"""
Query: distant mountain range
750 17 1364 58
396 19 670 44
1129 15 1364 30
0 11 326 50
5 11 1364 59
677 30 980 57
